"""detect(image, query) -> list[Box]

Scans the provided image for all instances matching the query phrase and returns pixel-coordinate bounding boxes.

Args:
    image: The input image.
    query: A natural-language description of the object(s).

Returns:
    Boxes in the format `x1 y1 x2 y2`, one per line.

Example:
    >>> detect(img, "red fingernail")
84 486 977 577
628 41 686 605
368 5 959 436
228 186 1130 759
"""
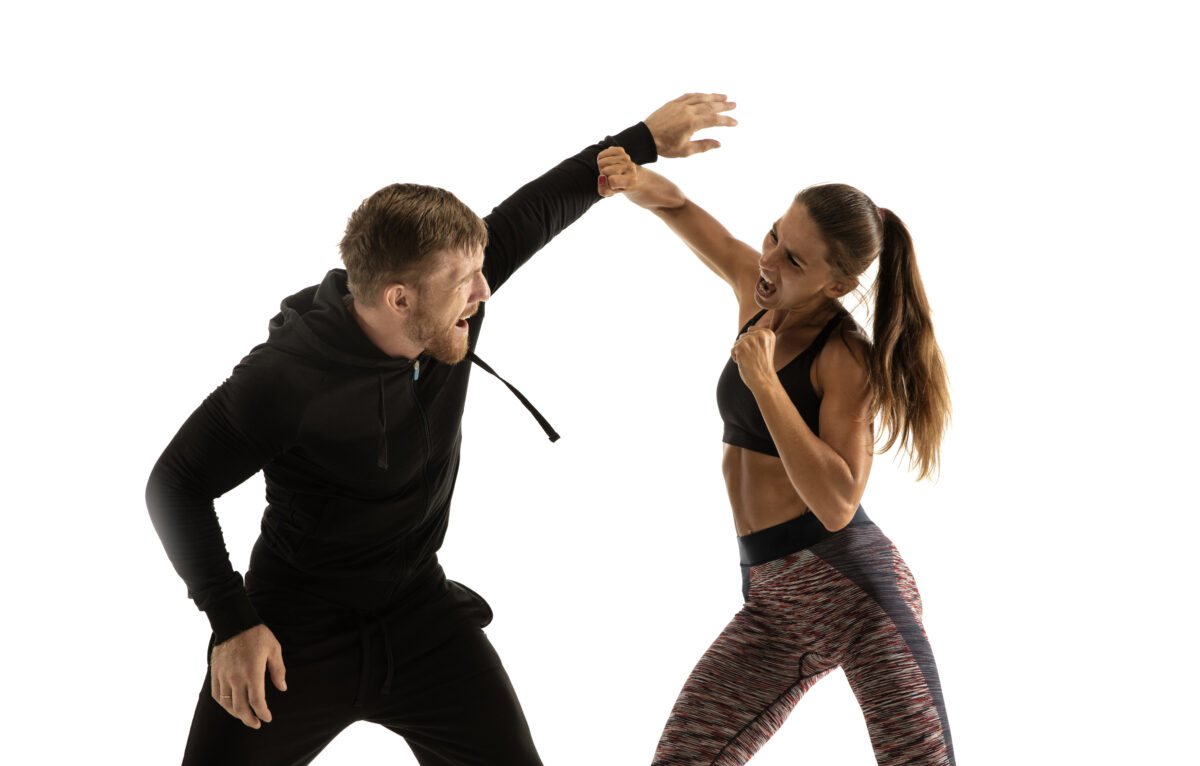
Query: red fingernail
598 175 607 185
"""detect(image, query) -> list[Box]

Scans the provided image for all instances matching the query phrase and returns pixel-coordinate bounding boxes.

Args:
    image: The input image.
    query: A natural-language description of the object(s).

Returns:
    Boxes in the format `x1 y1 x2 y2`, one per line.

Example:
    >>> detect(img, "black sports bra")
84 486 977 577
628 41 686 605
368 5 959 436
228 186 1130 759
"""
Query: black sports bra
716 309 846 457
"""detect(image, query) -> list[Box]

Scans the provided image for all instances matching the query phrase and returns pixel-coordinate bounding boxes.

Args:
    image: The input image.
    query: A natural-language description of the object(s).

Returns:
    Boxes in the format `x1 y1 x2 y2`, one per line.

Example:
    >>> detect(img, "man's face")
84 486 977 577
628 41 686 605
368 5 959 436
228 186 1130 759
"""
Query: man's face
408 245 489 364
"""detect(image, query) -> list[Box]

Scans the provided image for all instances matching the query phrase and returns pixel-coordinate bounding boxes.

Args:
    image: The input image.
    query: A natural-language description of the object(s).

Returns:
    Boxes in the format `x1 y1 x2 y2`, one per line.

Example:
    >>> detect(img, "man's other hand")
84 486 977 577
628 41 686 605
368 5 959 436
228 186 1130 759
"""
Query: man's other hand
210 624 287 729
644 93 738 158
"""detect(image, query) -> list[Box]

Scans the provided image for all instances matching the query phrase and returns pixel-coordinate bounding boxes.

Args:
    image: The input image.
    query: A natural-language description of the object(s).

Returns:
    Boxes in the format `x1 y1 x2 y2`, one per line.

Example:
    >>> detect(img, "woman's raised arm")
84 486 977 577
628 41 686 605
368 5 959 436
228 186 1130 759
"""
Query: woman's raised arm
599 147 759 296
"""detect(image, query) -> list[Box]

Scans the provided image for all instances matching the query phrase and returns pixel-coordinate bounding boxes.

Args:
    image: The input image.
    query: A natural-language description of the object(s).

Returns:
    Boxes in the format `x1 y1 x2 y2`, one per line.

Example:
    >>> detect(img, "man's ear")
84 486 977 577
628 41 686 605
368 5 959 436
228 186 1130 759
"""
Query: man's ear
382 283 413 316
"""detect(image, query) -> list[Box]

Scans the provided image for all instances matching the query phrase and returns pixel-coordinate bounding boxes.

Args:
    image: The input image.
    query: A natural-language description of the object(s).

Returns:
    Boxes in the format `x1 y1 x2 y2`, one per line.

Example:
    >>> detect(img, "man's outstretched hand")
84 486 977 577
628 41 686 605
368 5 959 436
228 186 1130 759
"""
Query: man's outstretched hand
210 623 287 729
644 93 737 158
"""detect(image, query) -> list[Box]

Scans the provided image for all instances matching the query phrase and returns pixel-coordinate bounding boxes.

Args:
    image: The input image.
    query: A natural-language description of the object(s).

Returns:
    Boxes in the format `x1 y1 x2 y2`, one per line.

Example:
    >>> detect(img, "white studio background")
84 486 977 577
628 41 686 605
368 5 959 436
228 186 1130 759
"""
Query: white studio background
2 1 1196 764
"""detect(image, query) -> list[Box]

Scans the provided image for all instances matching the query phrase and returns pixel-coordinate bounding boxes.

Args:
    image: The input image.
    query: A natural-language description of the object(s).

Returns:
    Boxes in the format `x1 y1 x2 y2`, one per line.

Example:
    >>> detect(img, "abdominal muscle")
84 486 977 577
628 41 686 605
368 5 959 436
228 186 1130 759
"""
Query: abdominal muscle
722 443 811 536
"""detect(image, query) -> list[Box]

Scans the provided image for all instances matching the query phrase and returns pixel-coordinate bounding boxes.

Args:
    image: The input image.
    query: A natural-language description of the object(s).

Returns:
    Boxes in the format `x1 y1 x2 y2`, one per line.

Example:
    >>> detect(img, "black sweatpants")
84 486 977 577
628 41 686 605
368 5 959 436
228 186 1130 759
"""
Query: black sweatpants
181 619 542 765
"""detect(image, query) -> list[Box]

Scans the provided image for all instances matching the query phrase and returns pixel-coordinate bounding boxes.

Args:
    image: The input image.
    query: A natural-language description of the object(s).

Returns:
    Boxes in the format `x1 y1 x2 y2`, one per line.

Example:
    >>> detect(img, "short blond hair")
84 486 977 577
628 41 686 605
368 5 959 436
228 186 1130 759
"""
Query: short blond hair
339 183 487 303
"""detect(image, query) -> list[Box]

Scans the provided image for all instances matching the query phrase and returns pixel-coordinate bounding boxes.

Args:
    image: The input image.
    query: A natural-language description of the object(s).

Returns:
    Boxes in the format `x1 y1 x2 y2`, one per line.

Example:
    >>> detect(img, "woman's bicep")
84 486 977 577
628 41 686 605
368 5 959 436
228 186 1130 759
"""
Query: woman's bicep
817 338 875 493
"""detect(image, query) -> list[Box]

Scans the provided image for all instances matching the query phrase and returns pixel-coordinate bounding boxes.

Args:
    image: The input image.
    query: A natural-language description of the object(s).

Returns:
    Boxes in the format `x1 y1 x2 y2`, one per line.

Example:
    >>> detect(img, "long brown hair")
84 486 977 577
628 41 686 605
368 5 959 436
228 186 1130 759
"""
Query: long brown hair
796 184 950 480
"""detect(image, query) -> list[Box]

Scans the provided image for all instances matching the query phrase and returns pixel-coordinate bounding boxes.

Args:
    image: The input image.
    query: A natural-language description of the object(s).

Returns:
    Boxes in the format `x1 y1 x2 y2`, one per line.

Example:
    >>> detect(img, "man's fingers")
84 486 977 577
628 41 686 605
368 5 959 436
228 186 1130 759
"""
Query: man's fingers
229 688 262 729
690 107 737 132
268 651 288 693
677 92 727 104
682 139 722 156
248 682 273 725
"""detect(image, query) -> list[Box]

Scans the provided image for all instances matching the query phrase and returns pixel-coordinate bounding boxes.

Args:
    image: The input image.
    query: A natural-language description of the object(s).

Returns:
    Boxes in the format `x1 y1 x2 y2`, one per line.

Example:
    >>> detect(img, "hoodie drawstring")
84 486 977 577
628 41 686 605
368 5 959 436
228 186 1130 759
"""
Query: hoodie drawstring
375 354 559 473
468 352 560 442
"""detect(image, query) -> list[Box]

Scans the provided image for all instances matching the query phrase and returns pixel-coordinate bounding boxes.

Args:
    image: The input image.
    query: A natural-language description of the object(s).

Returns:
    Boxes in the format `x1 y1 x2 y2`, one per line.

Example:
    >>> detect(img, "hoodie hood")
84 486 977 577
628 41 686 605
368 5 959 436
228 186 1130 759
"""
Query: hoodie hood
266 268 422 470
267 268 416 371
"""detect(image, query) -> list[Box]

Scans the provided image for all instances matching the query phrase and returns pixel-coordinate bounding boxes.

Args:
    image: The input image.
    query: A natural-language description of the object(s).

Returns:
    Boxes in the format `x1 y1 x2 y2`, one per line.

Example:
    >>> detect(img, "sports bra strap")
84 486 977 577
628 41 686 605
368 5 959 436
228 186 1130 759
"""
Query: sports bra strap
736 308 845 356
807 310 847 357
738 309 768 336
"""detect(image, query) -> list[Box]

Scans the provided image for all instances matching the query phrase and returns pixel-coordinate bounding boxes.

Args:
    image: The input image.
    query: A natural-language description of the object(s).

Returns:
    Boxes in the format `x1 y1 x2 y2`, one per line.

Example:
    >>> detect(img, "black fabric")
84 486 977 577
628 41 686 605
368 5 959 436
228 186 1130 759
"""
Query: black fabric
145 121 657 644
737 506 870 601
716 309 847 457
738 505 870 566
183 621 542 766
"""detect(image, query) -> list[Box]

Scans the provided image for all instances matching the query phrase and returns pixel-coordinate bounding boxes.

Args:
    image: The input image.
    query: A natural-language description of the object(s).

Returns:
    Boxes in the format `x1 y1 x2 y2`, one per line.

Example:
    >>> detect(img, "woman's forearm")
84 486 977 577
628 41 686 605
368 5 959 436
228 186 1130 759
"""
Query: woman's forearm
622 166 687 211
752 381 861 531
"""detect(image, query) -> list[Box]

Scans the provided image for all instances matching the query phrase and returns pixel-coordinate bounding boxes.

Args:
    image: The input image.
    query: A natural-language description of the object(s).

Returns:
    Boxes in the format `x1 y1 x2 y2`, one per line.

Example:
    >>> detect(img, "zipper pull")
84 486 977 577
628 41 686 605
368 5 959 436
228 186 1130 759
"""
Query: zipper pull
413 359 420 381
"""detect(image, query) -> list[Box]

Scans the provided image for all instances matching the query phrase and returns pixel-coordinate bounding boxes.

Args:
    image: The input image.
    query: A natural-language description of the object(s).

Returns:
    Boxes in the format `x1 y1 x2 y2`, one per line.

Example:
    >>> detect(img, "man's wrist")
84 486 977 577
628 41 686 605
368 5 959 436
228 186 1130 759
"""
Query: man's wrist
206 590 263 645
610 122 657 166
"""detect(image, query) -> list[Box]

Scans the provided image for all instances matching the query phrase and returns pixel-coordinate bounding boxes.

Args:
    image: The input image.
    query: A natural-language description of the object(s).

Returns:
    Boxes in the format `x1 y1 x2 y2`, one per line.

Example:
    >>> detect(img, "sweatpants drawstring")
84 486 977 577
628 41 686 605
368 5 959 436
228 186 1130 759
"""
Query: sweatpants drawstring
354 614 370 708
352 612 397 707
379 620 394 696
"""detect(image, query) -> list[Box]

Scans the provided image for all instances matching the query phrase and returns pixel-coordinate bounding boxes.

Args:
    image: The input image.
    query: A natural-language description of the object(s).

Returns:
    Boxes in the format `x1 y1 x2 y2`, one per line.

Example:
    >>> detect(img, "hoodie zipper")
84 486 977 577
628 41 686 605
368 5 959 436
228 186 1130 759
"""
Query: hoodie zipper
411 356 433 518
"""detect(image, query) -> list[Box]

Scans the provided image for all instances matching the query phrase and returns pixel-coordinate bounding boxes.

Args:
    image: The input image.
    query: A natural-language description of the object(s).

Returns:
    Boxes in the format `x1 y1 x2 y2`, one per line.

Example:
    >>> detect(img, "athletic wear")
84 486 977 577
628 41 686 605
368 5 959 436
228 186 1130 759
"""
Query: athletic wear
183 615 538 766
657 309 955 764
146 121 656 643
653 510 955 765
144 121 658 765
716 309 846 457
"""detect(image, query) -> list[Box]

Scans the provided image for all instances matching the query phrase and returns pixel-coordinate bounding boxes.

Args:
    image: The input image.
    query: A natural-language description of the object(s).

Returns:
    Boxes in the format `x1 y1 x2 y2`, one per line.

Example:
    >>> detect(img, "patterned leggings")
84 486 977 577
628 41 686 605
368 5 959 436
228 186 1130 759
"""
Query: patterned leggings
652 509 955 765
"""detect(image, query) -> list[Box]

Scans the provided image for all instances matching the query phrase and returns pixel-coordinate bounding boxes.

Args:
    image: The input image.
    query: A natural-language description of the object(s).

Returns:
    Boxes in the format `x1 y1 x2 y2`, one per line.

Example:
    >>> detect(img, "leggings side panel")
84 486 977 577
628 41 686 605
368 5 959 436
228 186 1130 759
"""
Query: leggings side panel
812 527 955 765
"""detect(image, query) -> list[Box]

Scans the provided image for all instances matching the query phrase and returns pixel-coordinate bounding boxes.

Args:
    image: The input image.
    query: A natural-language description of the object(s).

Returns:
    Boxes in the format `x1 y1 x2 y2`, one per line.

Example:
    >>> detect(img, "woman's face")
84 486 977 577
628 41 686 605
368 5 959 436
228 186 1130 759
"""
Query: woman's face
755 203 845 311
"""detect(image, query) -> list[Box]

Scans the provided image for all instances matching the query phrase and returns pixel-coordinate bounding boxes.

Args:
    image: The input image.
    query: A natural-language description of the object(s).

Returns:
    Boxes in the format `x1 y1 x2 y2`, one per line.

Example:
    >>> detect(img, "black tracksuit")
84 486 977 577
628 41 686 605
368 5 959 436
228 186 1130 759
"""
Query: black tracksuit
146 121 657 765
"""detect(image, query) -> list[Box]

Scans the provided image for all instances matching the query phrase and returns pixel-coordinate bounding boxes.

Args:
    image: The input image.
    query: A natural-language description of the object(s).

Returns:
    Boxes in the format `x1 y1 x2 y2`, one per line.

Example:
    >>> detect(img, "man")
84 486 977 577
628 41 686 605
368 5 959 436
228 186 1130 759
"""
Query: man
146 93 736 765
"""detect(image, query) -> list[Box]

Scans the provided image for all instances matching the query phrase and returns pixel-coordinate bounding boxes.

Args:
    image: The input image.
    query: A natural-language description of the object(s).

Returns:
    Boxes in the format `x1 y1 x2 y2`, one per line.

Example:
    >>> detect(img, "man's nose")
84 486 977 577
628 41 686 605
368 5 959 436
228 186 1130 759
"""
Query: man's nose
474 273 491 303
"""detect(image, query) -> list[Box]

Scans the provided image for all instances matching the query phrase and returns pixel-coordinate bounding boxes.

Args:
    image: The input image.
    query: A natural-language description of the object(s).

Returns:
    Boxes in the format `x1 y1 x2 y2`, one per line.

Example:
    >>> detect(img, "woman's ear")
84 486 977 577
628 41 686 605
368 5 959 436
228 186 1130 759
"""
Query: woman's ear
826 276 859 300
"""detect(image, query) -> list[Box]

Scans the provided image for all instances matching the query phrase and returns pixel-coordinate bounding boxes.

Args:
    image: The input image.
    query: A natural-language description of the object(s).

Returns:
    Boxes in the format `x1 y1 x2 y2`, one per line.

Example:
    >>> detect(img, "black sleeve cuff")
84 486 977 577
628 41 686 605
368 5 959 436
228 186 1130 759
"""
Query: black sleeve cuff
611 121 658 166
205 589 263 645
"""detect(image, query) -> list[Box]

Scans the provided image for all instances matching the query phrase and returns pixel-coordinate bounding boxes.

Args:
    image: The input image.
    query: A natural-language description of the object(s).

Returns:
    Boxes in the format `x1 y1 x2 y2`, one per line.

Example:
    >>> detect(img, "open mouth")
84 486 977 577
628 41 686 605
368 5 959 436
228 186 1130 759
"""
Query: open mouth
757 272 777 298
455 306 477 331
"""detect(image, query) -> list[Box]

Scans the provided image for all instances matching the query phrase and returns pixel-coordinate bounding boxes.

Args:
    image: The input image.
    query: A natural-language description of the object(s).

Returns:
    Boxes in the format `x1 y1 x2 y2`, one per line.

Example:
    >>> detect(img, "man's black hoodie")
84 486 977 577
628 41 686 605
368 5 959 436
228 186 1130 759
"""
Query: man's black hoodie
146 122 657 645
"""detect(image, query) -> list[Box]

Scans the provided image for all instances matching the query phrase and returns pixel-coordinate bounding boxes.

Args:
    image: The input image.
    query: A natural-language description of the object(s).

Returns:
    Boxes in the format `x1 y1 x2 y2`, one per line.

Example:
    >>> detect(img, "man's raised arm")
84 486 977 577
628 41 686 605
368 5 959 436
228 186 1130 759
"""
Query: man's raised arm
482 93 736 293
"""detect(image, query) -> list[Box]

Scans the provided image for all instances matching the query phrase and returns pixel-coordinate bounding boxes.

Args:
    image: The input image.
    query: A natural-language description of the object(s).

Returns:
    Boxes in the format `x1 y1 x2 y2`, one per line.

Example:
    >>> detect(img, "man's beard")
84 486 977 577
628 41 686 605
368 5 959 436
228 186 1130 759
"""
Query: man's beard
412 309 469 364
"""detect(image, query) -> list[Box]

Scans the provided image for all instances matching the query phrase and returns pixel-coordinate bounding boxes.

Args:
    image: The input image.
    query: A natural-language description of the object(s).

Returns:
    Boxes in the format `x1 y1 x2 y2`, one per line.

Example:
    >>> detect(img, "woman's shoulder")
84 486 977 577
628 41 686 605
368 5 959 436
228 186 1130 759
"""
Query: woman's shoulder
814 312 872 397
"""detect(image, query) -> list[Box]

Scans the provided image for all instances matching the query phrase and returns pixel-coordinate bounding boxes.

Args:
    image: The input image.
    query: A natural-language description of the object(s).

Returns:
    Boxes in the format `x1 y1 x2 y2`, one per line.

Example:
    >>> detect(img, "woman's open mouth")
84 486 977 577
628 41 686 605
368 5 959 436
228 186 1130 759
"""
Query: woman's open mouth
757 272 777 298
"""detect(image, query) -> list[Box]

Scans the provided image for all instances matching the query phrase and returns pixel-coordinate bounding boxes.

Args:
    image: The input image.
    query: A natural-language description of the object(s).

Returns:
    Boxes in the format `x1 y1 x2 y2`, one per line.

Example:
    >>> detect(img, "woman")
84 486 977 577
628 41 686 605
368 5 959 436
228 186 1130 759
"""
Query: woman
598 147 955 765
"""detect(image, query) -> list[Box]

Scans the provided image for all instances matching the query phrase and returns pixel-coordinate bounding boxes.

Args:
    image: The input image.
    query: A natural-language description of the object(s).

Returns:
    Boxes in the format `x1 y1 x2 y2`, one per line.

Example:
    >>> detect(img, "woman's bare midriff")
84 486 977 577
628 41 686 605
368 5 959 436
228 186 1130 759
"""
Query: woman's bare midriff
722 443 811 536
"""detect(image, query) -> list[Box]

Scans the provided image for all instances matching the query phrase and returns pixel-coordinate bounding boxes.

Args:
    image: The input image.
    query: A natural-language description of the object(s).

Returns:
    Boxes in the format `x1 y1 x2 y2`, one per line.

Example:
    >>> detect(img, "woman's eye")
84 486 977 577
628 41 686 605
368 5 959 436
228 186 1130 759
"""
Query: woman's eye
768 229 778 242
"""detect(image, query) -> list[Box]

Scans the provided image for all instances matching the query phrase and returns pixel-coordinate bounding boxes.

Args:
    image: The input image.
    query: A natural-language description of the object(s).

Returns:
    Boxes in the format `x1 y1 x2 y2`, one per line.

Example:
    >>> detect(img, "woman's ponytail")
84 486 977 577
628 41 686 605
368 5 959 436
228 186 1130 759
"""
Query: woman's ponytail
868 209 950 480
797 185 950 480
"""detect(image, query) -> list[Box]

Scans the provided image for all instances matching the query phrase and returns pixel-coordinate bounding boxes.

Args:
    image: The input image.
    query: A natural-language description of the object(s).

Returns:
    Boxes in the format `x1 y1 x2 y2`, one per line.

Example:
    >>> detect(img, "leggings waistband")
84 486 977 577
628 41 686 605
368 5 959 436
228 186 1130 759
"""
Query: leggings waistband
738 506 872 566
